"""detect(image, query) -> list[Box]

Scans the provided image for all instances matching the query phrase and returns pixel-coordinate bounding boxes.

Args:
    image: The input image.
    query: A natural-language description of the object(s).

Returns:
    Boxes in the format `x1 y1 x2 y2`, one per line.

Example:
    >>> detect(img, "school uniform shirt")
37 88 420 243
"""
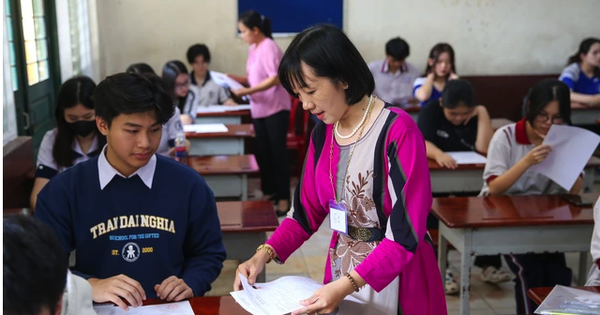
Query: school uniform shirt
417 99 478 152
178 84 202 121
559 63 600 95
480 118 567 196
35 128 102 179
413 77 444 107
157 106 184 156
190 70 232 106
246 37 291 119
34 146 226 297
368 59 420 108
587 196 600 285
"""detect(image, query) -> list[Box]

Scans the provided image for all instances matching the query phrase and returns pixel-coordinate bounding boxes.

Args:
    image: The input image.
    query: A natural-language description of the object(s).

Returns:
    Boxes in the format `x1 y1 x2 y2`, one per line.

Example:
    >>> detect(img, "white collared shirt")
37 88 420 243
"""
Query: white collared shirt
97 145 156 190
368 59 420 108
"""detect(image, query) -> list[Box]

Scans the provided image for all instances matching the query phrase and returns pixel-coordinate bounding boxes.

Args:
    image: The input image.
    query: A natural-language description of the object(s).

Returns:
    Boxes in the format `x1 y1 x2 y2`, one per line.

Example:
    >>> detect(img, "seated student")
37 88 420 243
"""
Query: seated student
417 79 509 294
30 76 105 209
35 73 226 310
126 63 189 156
559 37 600 107
4 215 96 315
162 61 201 125
417 79 493 169
186 44 236 106
481 79 583 314
368 37 420 108
413 43 459 107
587 196 600 286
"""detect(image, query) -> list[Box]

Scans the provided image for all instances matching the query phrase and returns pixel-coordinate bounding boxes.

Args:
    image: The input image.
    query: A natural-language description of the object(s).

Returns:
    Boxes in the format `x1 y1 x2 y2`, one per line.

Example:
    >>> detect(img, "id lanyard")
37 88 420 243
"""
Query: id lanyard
328 96 375 233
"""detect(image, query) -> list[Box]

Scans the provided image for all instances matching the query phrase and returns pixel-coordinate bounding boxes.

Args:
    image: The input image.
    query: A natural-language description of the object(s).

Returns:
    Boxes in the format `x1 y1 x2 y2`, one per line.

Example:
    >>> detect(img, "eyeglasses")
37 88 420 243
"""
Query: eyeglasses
175 80 190 89
535 113 564 124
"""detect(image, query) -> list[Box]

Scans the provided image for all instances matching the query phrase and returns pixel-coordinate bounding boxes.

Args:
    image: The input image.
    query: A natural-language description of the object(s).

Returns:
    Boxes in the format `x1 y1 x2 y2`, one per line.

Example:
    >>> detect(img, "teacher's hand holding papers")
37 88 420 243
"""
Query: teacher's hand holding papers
233 247 271 291
291 277 356 315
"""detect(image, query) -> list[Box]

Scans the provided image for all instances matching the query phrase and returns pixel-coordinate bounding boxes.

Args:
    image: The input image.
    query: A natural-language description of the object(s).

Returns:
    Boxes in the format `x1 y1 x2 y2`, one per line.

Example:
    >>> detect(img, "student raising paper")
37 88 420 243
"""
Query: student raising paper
481 79 583 314
30 76 106 210
417 79 493 169
35 73 225 310
413 43 459 107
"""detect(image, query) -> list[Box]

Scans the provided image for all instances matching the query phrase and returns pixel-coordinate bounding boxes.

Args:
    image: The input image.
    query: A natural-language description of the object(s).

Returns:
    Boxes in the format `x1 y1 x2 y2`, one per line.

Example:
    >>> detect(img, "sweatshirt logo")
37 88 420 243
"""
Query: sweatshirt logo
122 242 140 262
90 215 176 239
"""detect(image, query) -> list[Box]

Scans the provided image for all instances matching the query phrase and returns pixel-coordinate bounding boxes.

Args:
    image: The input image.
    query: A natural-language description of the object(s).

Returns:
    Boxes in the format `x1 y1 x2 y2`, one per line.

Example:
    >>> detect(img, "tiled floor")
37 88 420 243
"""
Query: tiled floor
206 178 600 314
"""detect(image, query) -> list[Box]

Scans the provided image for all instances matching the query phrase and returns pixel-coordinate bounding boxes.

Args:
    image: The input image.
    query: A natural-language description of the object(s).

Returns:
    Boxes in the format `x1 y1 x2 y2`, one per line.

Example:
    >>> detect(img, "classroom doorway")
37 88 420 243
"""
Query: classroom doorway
6 0 61 157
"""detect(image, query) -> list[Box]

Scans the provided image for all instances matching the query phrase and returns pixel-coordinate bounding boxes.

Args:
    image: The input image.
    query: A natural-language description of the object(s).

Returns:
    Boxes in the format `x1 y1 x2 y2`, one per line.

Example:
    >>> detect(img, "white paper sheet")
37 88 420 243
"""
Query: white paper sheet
529 124 600 191
92 301 194 315
210 71 252 102
231 273 365 315
196 104 251 114
446 151 487 164
535 285 600 314
183 123 228 133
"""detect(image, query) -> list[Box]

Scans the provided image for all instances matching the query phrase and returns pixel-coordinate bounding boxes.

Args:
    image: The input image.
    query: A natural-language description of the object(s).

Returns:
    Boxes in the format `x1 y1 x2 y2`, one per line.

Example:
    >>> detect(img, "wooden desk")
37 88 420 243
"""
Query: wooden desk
188 155 259 200
195 106 251 125
528 286 600 305
140 296 250 314
186 124 254 156
491 118 514 130
432 194 598 315
572 105 600 125
217 201 278 283
428 156 600 194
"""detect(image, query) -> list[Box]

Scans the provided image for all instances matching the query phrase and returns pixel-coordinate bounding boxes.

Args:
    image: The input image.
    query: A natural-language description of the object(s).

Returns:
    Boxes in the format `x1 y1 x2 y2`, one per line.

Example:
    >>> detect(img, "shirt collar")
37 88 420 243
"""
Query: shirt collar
72 133 100 158
381 60 406 74
515 118 532 145
190 70 212 87
97 145 156 190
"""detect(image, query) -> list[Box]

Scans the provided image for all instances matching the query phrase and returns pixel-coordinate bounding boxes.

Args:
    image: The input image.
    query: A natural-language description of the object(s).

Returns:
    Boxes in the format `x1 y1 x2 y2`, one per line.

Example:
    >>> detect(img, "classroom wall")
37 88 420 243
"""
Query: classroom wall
95 0 600 79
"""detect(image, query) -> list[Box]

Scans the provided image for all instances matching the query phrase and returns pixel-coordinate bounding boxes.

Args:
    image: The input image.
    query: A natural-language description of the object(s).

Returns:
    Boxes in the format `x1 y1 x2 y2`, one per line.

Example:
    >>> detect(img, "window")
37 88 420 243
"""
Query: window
4 10 18 145
20 0 50 86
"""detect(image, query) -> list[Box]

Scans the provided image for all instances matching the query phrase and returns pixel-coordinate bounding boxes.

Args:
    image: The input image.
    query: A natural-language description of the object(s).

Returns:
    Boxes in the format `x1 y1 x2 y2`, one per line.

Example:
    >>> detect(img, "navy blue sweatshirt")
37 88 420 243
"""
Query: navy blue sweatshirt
35 154 226 298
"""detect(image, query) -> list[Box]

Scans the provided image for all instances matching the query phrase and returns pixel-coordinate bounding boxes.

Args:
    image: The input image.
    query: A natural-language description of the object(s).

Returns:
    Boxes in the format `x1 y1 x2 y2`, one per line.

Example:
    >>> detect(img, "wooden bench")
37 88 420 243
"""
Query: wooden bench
185 124 254 156
3 137 35 208
528 285 600 305
187 155 259 200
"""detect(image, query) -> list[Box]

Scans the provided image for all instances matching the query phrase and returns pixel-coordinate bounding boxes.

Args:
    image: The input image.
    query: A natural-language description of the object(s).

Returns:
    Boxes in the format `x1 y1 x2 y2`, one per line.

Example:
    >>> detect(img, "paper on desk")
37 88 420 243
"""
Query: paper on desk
183 123 228 133
534 285 600 314
196 104 251 114
446 151 487 164
92 301 194 315
231 273 365 315
210 71 251 101
529 124 600 191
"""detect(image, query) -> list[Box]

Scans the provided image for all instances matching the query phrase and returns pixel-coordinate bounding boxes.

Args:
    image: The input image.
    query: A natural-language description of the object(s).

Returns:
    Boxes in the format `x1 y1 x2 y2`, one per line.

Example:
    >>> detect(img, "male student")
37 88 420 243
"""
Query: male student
368 37 420 108
4 215 96 315
187 44 237 106
35 72 226 310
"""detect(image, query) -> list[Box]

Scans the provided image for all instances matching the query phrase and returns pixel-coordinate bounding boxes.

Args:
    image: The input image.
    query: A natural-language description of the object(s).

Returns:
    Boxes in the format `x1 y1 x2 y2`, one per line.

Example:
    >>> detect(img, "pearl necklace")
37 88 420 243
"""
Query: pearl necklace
334 95 375 139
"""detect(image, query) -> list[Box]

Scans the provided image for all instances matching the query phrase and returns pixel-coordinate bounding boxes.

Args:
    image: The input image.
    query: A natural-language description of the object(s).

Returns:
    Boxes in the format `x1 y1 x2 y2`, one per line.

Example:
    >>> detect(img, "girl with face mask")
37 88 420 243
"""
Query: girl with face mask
30 76 106 209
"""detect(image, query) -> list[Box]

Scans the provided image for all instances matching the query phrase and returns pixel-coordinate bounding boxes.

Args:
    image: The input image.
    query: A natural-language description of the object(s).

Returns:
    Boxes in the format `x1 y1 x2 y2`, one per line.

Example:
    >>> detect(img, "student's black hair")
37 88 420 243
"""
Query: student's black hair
441 79 475 109
126 63 156 75
385 37 410 61
279 24 375 106
93 72 175 127
567 37 600 77
424 43 456 76
524 78 572 126
161 60 188 100
186 44 211 64
53 76 106 168
238 10 272 39
4 215 68 315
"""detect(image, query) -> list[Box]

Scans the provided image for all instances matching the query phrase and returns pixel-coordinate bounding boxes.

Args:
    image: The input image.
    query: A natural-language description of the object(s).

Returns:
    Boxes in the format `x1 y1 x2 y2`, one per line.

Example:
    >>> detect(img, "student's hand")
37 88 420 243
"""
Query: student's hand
449 72 460 80
435 153 458 169
233 250 270 291
154 276 194 302
426 72 436 80
291 278 353 315
223 98 238 106
523 144 551 167
463 105 484 125
180 114 193 125
233 87 252 97
88 275 146 311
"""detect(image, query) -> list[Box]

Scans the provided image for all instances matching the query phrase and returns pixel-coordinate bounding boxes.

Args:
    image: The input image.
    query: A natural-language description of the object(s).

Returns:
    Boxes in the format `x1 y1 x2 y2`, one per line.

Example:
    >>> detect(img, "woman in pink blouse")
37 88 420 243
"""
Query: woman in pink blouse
233 24 446 315
230 11 292 215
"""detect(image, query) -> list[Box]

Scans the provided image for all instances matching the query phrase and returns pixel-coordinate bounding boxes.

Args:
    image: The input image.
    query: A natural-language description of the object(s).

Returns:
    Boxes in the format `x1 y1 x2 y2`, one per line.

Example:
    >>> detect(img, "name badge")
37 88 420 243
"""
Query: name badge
329 200 348 234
